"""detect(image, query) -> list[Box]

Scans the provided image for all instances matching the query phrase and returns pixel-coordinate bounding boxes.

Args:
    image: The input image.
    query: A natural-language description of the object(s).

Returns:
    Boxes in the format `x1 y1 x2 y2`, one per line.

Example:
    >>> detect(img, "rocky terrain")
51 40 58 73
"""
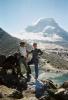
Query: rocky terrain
0 69 68 100
41 51 68 70
0 52 68 100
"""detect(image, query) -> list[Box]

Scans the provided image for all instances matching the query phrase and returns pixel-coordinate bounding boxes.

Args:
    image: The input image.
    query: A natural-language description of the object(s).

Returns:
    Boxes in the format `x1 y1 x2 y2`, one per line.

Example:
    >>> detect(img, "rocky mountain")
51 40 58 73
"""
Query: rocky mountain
0 28 20 56
26 18 68 42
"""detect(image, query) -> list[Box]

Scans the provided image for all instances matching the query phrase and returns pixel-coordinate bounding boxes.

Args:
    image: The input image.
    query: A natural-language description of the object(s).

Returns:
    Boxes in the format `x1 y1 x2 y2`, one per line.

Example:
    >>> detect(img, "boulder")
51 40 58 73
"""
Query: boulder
0 93 3 98
8 90 23 99
23 97 38 100
61 81 68 88
0 85 16 98
0 55 6 67
55 88 68 100
46 79 57 89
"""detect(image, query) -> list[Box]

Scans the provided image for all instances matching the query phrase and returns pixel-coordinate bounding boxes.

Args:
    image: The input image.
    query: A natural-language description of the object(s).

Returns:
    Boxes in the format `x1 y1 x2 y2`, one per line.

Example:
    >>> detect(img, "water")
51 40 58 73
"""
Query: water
38 70 68 85
31 68 68 85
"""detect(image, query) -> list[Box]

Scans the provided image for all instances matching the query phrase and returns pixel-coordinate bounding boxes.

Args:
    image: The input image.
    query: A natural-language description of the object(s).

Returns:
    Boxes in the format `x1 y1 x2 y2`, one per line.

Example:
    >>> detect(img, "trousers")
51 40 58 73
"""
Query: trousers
28 58 39 79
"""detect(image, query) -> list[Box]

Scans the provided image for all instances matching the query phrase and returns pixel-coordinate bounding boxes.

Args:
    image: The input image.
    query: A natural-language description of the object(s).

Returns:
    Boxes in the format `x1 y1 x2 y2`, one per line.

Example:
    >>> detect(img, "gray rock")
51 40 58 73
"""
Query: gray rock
61 81 68 88
8 90 23 99
0 93 3 98
55 88 68 100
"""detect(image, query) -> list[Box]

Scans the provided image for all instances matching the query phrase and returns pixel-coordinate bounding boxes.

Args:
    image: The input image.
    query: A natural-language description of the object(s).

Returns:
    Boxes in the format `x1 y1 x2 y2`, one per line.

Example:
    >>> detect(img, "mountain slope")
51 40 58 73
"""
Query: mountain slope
0 28 20 56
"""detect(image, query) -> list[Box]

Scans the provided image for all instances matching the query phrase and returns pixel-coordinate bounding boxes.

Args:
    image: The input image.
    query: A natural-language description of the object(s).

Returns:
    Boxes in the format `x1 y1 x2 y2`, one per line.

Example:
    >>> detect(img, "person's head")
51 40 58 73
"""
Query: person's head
33 43 37 49
20 42 26 47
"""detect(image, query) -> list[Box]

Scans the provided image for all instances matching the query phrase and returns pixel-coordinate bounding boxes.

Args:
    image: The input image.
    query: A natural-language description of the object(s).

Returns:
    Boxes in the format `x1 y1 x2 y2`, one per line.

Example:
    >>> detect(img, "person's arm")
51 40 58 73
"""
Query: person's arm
27 50 33 54
26 50 33 58
38 49 43 55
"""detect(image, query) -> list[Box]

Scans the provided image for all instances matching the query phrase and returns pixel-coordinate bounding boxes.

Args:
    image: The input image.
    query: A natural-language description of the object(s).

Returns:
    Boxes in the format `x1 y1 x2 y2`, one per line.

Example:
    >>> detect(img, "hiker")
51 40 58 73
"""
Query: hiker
28 43 43 80
18 41 31 80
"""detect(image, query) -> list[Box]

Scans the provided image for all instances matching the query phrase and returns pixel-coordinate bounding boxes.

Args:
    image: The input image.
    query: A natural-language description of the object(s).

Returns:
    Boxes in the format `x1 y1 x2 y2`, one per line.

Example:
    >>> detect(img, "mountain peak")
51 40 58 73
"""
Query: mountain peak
25 18 68 42
26 18 58 33
37 18 56 23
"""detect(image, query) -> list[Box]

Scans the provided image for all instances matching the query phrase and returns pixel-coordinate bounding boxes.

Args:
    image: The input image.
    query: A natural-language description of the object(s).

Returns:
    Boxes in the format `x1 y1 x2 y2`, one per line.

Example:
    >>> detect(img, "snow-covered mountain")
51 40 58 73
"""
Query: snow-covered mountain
25 18 68 42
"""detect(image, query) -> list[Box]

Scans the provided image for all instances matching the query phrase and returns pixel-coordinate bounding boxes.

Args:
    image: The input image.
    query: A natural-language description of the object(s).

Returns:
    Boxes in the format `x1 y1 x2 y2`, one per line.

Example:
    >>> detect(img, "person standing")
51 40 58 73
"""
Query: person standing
28 43 43 80
18 41 31 81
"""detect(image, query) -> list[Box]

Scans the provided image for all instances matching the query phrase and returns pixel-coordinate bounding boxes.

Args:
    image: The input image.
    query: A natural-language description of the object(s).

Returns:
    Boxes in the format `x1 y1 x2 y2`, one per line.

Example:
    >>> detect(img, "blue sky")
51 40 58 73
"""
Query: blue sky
0 0 68 35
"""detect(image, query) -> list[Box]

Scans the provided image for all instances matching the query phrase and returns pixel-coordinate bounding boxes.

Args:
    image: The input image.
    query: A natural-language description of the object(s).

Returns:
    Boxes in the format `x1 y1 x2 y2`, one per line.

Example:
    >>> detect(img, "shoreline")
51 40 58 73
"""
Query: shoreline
41 61 68 74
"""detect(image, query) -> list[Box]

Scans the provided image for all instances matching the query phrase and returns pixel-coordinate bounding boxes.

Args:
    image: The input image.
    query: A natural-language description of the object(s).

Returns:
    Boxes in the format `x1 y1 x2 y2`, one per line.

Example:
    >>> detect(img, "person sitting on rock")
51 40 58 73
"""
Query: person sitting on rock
18 41 31 81
28 43 43 80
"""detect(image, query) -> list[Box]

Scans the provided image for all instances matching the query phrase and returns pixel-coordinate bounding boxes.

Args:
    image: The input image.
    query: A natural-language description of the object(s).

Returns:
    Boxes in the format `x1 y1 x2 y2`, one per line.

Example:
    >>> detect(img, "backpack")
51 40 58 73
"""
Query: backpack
35 80 44 98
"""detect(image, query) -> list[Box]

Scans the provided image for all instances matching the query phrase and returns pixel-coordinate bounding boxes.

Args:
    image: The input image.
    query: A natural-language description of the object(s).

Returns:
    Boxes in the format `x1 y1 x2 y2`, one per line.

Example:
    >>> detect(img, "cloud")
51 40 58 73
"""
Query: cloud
15 32 63 42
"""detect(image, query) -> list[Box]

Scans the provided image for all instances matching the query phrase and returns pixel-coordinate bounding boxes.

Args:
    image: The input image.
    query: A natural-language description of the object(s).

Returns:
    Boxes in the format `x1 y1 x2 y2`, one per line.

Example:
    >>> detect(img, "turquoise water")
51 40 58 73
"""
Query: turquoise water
32 69 68 85
39 71 68 85
51 73 68 85
30 65 68 85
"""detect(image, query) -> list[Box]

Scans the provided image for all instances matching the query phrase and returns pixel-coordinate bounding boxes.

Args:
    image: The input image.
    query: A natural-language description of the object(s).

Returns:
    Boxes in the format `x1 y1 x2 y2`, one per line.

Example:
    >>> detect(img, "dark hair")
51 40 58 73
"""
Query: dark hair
20 42 26 46
33 43 37 46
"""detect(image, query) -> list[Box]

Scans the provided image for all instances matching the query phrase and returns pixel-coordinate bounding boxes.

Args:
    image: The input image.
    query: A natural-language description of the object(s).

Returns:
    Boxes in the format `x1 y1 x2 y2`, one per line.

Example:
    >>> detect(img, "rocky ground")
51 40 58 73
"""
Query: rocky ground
0 70 68 100
39 57 68 73
0 53 68 100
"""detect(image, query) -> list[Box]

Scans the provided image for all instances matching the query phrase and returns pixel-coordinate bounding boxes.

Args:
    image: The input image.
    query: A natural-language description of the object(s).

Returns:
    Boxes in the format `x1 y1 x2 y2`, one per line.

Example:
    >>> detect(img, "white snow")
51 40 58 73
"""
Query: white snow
42 26 55 33
13 32 63 42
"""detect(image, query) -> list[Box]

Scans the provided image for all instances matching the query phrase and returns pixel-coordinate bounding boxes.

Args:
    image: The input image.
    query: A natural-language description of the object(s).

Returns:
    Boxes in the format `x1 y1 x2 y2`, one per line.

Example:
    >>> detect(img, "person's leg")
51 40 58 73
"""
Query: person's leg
27 58 34 75
28 58 34 66
17 57 23 76
34 63 38 79
27 66 31 77
21 57 32 81
17 65 22 76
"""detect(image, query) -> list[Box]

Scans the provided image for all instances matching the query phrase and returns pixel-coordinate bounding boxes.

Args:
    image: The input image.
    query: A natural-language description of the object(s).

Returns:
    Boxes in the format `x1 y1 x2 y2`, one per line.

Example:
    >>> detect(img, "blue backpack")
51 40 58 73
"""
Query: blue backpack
35 80 44 98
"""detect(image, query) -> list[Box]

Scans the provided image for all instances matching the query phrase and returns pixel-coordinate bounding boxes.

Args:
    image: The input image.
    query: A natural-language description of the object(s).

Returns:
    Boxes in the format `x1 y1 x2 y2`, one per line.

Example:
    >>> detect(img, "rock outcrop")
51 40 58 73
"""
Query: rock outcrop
0 54 68 100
